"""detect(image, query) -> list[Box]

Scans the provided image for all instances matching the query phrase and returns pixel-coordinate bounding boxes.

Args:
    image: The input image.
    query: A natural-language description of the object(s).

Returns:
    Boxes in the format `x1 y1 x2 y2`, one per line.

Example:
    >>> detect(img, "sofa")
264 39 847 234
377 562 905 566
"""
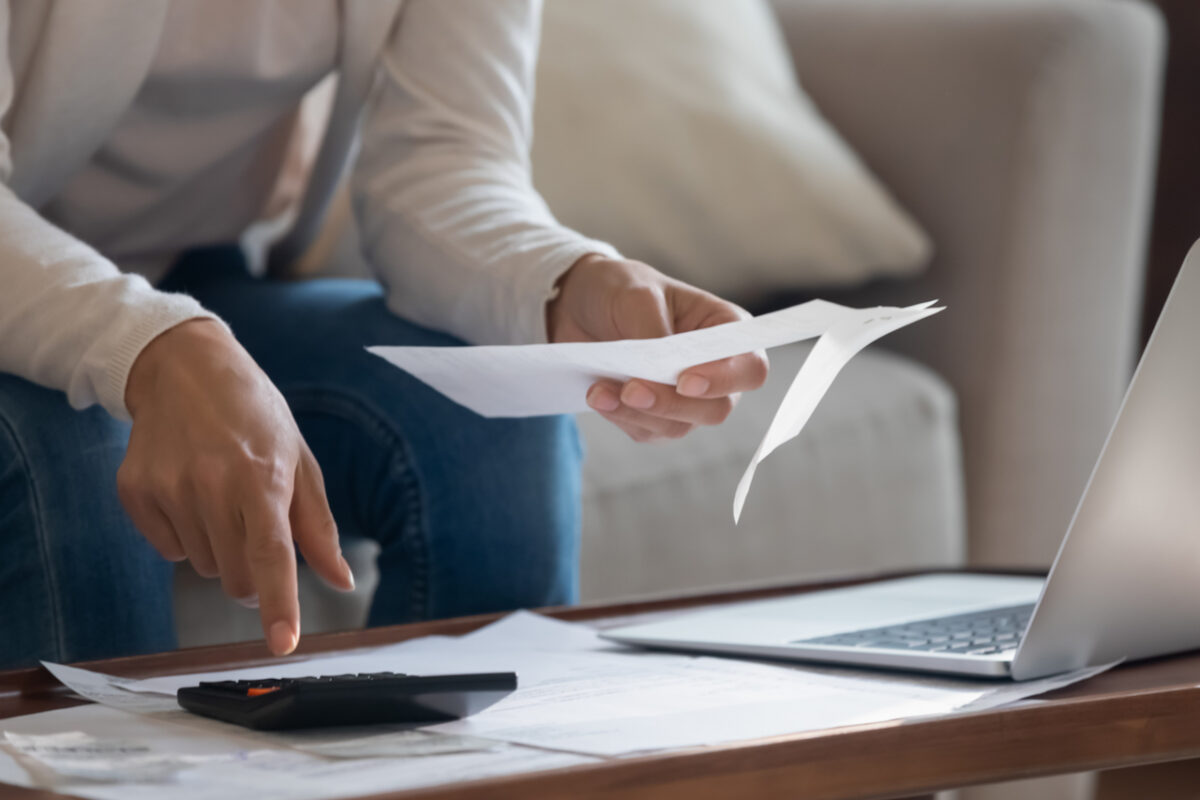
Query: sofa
175 0 1164 669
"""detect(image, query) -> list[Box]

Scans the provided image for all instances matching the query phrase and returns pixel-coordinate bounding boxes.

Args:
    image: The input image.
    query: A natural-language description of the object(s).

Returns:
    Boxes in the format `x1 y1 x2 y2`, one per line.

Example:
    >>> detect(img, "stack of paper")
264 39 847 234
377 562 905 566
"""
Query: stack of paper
1 612 1109 799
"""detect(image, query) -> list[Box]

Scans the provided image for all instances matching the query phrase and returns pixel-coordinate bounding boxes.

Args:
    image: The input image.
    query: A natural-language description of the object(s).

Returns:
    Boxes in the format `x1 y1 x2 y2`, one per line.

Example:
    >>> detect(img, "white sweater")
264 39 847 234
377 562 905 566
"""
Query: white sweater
0 0 618 420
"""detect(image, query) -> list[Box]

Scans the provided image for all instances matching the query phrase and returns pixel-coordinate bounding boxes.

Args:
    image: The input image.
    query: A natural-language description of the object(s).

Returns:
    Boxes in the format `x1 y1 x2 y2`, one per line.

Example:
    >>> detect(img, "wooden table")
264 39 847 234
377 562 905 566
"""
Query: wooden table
4 569 1200 800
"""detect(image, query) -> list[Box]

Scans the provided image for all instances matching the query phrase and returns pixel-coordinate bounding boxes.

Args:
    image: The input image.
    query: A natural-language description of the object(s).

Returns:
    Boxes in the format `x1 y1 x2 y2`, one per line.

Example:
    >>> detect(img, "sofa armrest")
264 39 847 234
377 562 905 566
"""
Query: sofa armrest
770 0 1164 566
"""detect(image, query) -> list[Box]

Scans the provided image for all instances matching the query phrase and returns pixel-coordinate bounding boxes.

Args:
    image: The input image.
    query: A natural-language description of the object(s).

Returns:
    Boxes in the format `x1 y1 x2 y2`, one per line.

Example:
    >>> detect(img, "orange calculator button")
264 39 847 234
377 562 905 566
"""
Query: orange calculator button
246 686 281 697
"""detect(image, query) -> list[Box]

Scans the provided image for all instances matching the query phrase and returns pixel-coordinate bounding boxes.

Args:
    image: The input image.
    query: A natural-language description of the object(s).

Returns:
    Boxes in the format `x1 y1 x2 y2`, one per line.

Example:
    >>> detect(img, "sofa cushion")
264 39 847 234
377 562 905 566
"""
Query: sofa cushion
174 534 379 648
577 342 965 600
532 0 932 302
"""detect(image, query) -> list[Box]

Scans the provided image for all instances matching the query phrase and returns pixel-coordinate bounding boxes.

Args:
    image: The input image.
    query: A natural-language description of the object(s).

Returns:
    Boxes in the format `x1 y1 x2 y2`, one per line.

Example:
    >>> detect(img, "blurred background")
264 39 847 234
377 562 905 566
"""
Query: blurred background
1139 0 1200 347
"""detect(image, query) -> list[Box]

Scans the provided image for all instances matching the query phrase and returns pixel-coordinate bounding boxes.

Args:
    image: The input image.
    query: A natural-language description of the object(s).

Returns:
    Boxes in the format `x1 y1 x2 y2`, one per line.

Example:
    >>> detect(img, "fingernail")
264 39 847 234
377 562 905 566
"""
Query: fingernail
236 594 259 609
339 554 356 591
621 382 655 410
269 620 297 656
677 374 710 398
587 385 620 412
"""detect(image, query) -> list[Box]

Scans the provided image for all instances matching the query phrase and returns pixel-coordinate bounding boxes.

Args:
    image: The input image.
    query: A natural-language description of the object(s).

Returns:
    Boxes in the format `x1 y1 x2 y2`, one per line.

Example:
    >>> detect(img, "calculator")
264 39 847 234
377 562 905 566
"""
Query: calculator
176 671 517 730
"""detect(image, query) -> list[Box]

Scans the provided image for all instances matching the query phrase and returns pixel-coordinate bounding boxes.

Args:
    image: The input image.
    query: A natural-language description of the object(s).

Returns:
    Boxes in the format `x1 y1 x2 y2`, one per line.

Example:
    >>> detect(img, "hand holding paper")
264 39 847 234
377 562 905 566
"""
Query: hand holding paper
370 299 943 520
545 256 770 443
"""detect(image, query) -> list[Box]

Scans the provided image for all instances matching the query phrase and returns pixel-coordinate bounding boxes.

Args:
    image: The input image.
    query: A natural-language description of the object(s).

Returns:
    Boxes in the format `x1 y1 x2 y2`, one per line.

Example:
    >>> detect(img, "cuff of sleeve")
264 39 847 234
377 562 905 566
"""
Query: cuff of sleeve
517 238 622 345
102 294 229 421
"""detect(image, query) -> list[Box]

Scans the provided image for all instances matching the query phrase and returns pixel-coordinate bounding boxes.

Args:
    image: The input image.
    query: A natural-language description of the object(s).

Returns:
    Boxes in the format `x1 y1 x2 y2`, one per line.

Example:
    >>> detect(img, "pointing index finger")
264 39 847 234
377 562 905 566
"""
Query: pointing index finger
241 495 301 656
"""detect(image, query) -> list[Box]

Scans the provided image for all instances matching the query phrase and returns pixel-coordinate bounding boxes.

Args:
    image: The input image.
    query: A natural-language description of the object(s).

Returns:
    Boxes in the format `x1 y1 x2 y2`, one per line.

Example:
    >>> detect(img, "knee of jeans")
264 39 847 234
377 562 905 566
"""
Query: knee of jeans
440 413 583 610
503 414 583 599
489 413 583 513
0 379 135 570
0 379 121 482
526 413 585 475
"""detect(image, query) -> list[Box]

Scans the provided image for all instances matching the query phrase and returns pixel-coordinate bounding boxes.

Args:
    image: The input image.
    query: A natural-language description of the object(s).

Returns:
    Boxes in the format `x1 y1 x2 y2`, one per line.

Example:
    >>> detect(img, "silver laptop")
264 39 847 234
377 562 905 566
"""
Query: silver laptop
604 240 1200 680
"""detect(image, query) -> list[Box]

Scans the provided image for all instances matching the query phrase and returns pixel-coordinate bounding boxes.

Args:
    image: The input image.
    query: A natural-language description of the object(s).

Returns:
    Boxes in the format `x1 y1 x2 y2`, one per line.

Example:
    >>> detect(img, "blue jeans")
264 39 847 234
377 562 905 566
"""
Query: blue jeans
0 247 582 670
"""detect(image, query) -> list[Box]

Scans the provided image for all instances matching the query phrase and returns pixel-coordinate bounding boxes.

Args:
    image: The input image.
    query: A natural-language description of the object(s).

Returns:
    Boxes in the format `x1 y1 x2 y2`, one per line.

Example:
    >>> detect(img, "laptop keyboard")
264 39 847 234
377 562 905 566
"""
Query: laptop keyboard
793 603 1035 656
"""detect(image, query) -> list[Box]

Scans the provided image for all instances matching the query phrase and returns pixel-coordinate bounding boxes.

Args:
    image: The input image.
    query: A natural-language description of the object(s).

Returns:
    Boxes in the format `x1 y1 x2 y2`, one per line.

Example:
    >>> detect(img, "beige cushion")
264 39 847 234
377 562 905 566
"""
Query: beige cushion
531 0 932 302
578 343 964 600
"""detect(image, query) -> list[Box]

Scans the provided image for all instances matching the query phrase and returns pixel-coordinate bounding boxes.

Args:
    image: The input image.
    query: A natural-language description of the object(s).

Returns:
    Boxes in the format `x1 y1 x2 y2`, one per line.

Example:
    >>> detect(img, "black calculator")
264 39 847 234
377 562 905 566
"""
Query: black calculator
176 671 517 731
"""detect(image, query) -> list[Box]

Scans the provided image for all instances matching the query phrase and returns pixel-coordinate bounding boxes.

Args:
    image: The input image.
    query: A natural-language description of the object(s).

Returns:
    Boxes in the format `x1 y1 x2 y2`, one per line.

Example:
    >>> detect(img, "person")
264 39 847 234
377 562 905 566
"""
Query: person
0 0 767 670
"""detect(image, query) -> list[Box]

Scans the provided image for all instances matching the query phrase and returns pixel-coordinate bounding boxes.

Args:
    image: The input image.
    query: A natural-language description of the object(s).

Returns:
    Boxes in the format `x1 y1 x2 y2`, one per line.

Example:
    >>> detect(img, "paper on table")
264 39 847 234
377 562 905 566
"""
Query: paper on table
0 704 592 800
369 299 943 520
421 615 1114 756
1 731 230 785
62 612 1113 760
270 728 502 759
40 663 179 715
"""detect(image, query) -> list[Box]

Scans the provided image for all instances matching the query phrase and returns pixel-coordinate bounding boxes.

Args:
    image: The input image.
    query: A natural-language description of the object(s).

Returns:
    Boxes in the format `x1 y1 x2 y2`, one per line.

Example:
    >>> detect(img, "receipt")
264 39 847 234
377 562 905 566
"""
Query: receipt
271 728 502 759
0 705 594 799
371 298 942 521
2 731 231 785
732 302 942 520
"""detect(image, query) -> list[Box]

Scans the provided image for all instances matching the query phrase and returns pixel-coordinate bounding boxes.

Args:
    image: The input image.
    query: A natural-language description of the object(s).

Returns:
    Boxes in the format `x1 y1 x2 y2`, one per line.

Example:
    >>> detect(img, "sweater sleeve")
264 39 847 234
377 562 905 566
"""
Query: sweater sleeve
352 0 620 346
0 5 222 421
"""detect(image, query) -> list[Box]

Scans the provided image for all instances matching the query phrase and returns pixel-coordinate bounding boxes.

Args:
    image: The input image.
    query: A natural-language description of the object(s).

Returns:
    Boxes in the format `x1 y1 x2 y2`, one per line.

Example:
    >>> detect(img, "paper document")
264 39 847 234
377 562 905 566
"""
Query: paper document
732 303 942 520
2 731 230 785
47 612 1112 762
271 728 501 759
40 663 180 715
11 612 1115 799
426 614 1113 756
369 299 943 520
0 704 589 800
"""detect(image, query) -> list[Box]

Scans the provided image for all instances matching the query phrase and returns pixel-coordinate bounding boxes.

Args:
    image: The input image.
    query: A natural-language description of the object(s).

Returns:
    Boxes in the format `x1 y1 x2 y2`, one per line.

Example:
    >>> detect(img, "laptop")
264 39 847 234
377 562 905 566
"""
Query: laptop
603 240 1200 680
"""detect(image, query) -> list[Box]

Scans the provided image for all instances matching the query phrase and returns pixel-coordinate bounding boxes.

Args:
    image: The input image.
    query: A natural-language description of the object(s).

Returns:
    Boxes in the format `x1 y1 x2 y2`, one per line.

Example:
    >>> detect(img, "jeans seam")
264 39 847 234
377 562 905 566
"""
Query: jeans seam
283 384 430 620
0 412 65 660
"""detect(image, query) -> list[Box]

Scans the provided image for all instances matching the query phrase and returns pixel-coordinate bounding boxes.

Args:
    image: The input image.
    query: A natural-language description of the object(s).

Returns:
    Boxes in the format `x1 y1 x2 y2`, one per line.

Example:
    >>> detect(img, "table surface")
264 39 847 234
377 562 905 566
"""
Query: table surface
3 569 1200 800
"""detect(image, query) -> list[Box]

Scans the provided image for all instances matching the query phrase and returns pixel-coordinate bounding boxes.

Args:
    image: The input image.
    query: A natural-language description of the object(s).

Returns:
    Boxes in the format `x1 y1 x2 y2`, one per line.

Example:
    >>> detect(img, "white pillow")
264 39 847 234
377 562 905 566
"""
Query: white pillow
531 0 932 301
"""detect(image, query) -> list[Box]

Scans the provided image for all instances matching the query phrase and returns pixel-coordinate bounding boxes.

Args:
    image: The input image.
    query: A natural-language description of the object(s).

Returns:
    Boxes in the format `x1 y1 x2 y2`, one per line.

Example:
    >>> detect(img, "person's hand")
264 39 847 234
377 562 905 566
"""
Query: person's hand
547 255 769 442
119 319 354 656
